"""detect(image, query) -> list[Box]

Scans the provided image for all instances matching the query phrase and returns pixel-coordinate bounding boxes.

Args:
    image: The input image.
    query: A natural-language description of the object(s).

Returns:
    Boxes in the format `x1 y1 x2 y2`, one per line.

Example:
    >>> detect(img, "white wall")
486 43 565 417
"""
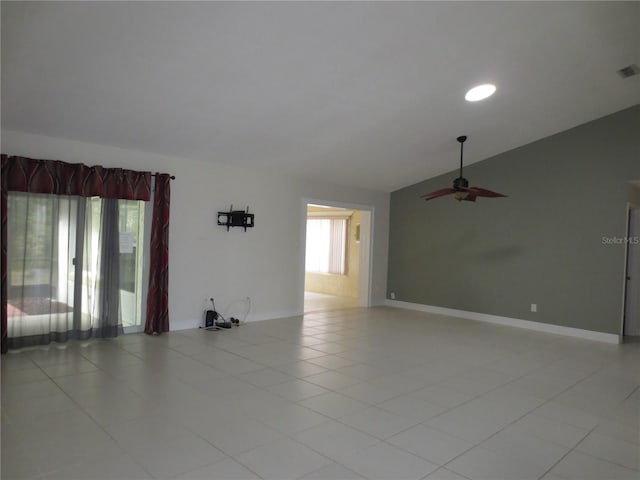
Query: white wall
2 130 390 330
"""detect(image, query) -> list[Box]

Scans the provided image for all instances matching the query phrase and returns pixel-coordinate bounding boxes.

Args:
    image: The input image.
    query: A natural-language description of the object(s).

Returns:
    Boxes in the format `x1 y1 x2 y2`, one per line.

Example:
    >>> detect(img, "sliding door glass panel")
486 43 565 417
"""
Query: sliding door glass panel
118 200 145 327
85 198 145 328
7 193 78 343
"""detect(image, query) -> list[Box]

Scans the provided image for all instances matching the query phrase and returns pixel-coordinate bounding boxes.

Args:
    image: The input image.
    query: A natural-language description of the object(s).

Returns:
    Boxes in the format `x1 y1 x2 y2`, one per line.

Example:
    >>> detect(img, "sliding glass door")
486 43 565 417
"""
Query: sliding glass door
6 192 146 348
117 199 146 328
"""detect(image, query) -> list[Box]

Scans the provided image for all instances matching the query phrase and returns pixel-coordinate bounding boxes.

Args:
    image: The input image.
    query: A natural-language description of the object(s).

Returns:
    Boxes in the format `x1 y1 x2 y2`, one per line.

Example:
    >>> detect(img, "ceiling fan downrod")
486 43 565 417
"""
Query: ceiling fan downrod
457 135 467 181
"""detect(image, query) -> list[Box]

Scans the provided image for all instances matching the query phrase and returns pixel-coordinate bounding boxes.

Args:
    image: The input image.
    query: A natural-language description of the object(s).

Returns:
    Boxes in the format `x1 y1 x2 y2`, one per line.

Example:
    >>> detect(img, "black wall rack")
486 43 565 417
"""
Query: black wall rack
217 205 254 231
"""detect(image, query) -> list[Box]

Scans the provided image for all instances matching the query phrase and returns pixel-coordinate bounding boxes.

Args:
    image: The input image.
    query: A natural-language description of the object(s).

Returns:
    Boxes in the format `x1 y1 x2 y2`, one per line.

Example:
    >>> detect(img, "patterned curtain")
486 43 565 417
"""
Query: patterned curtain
1 155 154 353
145 174 171 334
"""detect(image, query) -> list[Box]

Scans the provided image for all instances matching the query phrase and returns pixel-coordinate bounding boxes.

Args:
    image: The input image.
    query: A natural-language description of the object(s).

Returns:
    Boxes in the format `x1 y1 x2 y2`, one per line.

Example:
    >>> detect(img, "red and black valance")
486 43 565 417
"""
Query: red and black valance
1 155 151 200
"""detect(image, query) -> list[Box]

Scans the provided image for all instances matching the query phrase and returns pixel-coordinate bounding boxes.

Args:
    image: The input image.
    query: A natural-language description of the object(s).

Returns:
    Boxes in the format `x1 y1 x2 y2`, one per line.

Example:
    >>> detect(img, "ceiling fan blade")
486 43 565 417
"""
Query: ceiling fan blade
467 187 507 198
422 188 456 201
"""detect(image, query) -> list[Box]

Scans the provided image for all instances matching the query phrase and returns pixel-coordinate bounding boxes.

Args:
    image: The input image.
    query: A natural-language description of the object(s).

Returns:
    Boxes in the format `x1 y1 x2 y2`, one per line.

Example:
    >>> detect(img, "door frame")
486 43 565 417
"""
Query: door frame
300 198 374 312
621 203 640 337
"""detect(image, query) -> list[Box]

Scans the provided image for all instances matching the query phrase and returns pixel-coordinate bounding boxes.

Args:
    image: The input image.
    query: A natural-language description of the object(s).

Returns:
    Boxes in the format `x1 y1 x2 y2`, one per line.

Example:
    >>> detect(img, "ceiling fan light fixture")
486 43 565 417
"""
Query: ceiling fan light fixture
454 191 469 201
465 84 496 102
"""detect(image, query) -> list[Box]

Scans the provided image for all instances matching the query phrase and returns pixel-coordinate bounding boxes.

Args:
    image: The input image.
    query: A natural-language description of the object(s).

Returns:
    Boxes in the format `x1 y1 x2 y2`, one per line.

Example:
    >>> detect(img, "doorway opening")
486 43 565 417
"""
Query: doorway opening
303 201 372 314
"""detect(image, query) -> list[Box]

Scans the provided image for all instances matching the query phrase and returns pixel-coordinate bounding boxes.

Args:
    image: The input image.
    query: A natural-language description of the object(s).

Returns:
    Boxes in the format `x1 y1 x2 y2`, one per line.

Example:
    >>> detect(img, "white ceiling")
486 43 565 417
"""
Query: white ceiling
2 2 638 192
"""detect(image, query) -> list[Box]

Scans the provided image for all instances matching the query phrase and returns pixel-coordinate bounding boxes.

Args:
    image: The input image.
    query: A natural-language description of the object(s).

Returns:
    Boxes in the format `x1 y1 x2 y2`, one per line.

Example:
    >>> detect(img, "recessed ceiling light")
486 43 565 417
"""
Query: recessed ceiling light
465 84 496 102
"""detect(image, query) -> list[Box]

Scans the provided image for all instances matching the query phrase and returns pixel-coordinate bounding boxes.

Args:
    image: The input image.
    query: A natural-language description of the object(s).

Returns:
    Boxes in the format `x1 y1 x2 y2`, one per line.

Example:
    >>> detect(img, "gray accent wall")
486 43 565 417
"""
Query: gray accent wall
388 106 639 334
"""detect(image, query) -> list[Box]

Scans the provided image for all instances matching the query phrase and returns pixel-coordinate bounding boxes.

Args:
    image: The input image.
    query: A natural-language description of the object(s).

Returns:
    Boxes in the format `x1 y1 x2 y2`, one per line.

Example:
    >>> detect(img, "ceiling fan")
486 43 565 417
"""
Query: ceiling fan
422 135 507 202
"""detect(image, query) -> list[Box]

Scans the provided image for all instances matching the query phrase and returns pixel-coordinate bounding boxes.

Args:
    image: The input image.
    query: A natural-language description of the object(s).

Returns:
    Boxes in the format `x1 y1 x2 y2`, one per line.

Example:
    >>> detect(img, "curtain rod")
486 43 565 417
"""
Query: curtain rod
151 173 176 180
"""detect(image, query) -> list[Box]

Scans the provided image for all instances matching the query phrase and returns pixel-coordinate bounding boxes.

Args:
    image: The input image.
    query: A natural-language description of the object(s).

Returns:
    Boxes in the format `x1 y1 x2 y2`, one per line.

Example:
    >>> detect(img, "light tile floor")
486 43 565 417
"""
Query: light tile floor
1 307 639 480
304 292 358 313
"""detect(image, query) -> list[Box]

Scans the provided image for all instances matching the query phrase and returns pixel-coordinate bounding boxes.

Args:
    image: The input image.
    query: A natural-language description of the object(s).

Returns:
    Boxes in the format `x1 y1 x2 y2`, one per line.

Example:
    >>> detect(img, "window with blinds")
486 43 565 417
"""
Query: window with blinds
305 217 348 275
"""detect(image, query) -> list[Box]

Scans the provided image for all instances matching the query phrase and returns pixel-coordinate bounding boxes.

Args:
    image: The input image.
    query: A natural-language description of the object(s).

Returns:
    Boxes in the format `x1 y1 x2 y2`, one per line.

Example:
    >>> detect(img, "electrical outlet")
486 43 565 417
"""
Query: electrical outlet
390 292 396 300
531 303 537 313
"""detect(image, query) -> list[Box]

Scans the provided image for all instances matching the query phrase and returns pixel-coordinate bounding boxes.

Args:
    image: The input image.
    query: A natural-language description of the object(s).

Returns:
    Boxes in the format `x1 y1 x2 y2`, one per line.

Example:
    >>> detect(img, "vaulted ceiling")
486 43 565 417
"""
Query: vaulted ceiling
2 2 638 192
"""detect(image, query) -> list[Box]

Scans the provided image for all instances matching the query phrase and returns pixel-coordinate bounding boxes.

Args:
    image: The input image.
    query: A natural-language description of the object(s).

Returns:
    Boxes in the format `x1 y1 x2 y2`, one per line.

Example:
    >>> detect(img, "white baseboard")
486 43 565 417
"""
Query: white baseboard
385 300 621 344
166 309 303 332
